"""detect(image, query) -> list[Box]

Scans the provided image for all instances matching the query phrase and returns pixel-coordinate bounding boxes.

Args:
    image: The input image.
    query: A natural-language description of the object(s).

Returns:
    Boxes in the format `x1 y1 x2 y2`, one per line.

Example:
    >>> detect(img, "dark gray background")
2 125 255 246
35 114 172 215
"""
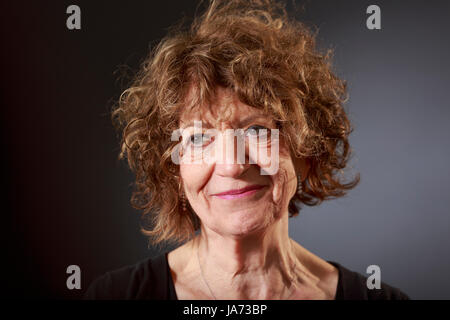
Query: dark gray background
1 0 449 299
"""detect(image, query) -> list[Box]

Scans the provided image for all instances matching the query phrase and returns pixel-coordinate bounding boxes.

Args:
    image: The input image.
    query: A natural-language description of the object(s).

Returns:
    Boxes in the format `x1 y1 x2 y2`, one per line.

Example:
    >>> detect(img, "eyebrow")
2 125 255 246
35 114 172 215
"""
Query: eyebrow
180 114 272 129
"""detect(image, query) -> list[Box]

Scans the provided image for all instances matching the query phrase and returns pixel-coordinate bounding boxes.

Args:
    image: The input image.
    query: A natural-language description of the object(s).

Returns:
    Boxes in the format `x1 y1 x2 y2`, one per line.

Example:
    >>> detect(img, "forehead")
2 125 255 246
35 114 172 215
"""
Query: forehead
179 86 272 128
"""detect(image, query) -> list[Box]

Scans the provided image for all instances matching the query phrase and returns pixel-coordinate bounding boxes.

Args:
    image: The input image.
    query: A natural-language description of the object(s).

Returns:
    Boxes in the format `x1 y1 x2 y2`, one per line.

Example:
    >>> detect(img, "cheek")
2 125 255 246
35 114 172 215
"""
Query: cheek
180 163 212 196
270 155 297 207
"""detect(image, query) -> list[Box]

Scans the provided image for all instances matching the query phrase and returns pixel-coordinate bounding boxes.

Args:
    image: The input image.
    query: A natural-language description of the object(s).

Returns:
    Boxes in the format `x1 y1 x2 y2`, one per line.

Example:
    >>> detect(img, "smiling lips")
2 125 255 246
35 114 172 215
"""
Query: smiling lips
212 185 265 200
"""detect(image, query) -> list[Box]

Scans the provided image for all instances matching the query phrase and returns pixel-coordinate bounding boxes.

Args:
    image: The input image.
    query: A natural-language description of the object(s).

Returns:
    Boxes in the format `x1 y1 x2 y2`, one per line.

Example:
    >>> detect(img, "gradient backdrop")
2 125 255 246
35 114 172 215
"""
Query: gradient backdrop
1 0 449 299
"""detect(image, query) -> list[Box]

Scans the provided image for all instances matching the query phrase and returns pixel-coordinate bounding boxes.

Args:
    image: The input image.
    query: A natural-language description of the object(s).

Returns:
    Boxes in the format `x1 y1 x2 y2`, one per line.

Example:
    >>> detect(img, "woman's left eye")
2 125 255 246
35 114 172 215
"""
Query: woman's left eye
245 125 269 137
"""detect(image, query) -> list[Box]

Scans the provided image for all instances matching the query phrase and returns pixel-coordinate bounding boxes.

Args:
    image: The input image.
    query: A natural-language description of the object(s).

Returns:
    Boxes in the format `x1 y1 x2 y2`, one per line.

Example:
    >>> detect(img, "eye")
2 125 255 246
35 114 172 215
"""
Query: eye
245 125 270 138
188 133 212 147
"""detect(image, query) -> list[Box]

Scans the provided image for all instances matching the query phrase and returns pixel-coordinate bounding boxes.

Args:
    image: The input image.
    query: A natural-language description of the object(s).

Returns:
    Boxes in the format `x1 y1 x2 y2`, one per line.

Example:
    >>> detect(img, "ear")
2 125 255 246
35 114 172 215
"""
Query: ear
293 156 310 182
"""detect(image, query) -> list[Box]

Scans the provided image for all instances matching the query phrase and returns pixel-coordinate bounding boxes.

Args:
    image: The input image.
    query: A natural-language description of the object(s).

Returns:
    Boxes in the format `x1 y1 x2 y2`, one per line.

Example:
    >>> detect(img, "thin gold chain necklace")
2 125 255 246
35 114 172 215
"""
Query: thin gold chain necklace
196 246 298 300
197 246 218 300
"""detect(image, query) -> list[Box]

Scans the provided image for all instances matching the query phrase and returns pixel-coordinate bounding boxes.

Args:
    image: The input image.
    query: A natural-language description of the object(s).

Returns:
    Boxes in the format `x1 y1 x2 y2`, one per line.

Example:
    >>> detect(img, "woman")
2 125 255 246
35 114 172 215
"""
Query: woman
85 0 409 300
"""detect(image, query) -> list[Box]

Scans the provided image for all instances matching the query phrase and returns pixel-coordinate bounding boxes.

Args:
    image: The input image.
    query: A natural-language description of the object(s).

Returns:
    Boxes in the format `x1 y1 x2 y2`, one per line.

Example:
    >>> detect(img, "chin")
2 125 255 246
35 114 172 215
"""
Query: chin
223 208 276 237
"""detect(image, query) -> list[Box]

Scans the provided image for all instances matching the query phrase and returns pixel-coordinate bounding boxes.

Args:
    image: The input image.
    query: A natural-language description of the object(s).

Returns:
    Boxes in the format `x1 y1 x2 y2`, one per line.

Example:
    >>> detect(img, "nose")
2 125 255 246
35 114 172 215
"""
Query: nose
215 162 249 178
213 129 250 178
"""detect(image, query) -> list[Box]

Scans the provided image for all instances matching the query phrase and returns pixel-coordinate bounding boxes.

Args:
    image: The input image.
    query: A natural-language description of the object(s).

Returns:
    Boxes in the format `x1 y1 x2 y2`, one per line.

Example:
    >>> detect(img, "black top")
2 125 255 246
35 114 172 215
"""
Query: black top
83 252 410 300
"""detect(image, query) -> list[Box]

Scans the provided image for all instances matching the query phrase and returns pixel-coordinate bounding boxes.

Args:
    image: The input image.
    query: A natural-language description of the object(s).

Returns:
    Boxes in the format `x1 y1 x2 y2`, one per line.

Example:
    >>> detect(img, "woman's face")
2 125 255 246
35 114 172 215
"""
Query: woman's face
179 86 300 237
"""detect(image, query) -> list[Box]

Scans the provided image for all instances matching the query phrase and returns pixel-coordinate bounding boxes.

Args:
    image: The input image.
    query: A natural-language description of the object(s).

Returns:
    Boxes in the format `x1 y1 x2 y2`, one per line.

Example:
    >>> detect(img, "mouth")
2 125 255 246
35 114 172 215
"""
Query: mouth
212 185 266 200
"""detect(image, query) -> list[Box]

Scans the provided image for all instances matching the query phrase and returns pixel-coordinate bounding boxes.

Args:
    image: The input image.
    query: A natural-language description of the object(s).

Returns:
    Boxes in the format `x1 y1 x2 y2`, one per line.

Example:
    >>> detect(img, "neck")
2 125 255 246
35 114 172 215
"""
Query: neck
195 214 302 299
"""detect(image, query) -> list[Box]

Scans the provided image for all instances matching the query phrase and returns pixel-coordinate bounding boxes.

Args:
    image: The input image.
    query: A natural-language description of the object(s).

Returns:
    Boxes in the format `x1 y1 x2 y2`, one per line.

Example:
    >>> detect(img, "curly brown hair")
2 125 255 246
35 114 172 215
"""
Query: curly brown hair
112 0 360 246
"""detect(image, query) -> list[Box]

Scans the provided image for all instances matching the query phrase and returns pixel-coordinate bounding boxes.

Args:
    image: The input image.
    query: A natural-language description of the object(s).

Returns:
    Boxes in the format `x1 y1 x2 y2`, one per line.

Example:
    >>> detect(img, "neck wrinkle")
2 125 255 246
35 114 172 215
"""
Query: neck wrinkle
195 214 305 299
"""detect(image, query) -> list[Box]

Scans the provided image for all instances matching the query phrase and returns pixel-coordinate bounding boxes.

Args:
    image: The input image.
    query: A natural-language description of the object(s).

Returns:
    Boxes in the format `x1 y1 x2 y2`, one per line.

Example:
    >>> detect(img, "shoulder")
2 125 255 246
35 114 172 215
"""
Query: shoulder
328 261 410 300
83 253 171 300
